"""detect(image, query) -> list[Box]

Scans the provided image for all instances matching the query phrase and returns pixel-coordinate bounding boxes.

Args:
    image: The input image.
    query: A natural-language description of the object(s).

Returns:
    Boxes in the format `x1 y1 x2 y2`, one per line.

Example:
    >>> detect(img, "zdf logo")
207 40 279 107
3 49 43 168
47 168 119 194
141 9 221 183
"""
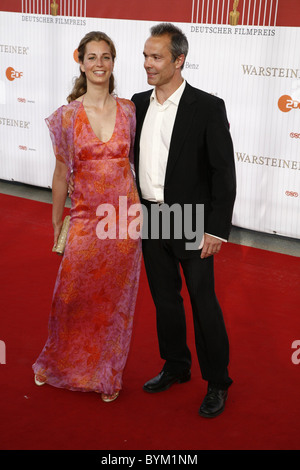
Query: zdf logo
6 67 23 81
278 95 300 112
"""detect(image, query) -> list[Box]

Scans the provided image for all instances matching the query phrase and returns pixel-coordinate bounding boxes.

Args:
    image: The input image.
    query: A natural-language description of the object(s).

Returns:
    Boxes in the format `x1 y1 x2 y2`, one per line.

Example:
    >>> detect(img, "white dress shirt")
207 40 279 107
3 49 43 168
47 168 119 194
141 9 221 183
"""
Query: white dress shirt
138 80 226 247
139 80 186 203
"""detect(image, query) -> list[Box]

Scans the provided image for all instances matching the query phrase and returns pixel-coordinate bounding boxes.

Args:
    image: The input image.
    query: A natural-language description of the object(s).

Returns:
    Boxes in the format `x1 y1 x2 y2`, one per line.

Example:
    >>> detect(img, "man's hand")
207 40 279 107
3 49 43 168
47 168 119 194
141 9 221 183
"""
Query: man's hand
200 233 222 259
68 172 75 196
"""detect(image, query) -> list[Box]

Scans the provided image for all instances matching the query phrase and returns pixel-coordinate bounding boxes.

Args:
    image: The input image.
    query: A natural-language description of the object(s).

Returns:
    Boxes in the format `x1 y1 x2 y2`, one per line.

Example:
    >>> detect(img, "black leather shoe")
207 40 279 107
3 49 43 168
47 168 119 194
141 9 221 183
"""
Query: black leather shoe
199 386 228 418
143 369 191 393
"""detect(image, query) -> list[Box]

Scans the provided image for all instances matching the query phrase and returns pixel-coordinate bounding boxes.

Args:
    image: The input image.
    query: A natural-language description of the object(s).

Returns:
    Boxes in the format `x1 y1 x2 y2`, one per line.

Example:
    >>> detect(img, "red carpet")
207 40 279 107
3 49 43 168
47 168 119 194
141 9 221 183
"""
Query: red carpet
0 193 300 451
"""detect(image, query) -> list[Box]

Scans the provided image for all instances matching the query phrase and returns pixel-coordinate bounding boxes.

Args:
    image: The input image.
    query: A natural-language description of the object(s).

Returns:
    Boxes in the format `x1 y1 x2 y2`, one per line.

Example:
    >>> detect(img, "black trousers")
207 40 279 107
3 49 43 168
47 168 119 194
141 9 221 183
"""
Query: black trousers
142 213 233 390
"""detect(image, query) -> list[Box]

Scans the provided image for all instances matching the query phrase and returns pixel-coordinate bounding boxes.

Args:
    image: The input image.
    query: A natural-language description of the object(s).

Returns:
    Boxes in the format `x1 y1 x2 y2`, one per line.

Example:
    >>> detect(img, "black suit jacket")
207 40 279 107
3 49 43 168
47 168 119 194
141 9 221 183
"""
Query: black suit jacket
132 82 236 255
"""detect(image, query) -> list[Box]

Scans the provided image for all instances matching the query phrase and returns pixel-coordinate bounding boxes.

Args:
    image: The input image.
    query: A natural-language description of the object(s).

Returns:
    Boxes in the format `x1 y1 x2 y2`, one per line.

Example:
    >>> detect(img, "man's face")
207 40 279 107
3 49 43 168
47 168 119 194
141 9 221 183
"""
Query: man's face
143 34 180 87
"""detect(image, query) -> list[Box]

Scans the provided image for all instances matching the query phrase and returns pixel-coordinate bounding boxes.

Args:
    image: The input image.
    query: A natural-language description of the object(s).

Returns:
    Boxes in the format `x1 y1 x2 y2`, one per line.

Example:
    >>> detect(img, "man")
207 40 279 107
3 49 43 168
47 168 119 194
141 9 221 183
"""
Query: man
131 23 236 418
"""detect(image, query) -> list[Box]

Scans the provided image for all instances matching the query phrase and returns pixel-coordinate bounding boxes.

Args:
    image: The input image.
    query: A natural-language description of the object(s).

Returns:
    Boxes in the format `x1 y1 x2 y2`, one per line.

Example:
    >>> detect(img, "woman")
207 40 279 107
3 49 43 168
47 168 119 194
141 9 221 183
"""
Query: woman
33 31 142 402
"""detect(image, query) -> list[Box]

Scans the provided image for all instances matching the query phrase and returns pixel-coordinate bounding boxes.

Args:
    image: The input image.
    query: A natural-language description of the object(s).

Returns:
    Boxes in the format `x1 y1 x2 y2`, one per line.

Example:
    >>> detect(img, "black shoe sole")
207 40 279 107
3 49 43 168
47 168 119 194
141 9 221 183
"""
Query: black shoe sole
198 405 225 418
143 373 191 393
198 394 228 418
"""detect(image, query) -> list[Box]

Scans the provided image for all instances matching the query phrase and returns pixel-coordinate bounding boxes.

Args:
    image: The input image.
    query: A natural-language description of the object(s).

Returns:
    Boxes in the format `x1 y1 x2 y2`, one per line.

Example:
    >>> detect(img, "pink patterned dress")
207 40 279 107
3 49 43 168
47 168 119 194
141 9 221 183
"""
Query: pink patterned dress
33 98 142 395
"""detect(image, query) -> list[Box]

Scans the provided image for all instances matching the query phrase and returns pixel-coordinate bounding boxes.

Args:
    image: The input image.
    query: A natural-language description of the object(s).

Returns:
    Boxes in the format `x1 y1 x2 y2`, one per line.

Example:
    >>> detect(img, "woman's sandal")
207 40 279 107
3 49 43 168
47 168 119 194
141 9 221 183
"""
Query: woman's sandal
101 391 119 403
34 374 46 386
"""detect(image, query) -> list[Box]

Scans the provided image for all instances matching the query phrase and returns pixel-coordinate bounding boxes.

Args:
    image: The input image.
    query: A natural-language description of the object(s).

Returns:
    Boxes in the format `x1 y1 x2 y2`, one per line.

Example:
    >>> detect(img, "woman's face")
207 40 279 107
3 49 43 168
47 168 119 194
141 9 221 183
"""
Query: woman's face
80 40 114 88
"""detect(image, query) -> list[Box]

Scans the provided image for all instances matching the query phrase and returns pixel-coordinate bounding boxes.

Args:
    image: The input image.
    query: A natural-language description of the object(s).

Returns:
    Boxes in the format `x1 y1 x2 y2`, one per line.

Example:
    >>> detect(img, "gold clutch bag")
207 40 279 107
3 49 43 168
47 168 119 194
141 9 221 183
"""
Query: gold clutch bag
52 215 70 255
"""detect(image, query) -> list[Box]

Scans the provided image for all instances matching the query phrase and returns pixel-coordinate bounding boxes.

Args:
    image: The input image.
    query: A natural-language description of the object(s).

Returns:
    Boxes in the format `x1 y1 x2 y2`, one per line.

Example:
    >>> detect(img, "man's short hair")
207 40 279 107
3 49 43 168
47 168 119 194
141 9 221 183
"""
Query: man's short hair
150 23 189 69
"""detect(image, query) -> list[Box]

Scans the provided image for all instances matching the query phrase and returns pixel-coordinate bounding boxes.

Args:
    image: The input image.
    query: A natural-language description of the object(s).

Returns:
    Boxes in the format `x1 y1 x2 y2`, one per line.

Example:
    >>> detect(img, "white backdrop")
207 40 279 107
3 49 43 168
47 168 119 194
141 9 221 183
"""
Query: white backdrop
0 12 299 238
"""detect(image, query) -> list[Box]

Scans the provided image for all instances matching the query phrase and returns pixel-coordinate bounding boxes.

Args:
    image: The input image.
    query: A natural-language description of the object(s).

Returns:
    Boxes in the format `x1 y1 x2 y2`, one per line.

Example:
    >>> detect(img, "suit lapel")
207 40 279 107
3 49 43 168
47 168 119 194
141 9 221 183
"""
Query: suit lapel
134 91 152 183
135 94 151 143
165 83 197 184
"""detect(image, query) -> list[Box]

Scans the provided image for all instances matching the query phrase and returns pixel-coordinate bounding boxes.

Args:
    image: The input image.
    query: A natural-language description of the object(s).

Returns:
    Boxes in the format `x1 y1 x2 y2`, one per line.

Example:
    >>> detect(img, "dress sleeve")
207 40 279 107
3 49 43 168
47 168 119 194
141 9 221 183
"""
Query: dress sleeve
127 100 136 166
45 104 76 180
117 98 137 178
117 98 136 165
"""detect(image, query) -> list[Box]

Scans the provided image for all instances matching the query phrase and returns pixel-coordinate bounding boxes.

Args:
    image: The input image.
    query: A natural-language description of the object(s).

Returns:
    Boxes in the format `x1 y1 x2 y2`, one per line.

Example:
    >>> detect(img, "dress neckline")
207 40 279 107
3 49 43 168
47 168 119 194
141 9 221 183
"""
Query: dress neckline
79 97 118 144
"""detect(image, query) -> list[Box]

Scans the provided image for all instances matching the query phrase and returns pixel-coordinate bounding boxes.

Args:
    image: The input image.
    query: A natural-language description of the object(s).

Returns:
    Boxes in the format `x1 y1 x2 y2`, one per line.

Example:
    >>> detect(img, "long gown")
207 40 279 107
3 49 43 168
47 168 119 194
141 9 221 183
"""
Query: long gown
33 98 142 395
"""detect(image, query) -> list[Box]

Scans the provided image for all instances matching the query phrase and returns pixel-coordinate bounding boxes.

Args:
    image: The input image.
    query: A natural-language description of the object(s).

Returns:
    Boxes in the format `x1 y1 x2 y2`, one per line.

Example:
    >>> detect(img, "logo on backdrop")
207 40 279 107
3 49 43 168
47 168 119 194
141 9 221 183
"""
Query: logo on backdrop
6 67 23 81
18 144 36 152
285 191 298 197
0 118 30 129
17 97 35 105
50 0 59 15
290 132 300 139
191 0 276 34
230 0 240 26
242 65 300 78
22 0 87 18
74 49 79 63
278 95 300 112
0 45 29 55
235 152 300 171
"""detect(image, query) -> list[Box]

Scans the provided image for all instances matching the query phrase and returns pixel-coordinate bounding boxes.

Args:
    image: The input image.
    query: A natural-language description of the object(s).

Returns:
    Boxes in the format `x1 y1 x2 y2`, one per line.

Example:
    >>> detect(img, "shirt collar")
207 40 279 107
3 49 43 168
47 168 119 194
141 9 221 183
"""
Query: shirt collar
150 80 186 107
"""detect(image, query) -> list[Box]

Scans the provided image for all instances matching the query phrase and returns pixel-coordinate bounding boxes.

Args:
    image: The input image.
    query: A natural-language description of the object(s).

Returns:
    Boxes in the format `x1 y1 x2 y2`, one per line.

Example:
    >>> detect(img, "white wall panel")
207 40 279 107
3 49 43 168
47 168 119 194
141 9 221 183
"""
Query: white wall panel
0 11 299 238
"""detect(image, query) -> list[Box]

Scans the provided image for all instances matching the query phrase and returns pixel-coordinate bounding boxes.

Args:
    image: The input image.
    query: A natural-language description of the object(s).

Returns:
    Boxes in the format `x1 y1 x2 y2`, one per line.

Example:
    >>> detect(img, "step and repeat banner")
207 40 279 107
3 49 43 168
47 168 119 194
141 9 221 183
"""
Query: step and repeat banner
0 0 299 238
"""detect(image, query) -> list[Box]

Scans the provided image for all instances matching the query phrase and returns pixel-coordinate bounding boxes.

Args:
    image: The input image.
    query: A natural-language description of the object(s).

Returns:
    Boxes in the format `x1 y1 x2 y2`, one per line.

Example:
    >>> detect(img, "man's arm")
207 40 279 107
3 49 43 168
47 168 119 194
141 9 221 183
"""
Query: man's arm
205 97 236 240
